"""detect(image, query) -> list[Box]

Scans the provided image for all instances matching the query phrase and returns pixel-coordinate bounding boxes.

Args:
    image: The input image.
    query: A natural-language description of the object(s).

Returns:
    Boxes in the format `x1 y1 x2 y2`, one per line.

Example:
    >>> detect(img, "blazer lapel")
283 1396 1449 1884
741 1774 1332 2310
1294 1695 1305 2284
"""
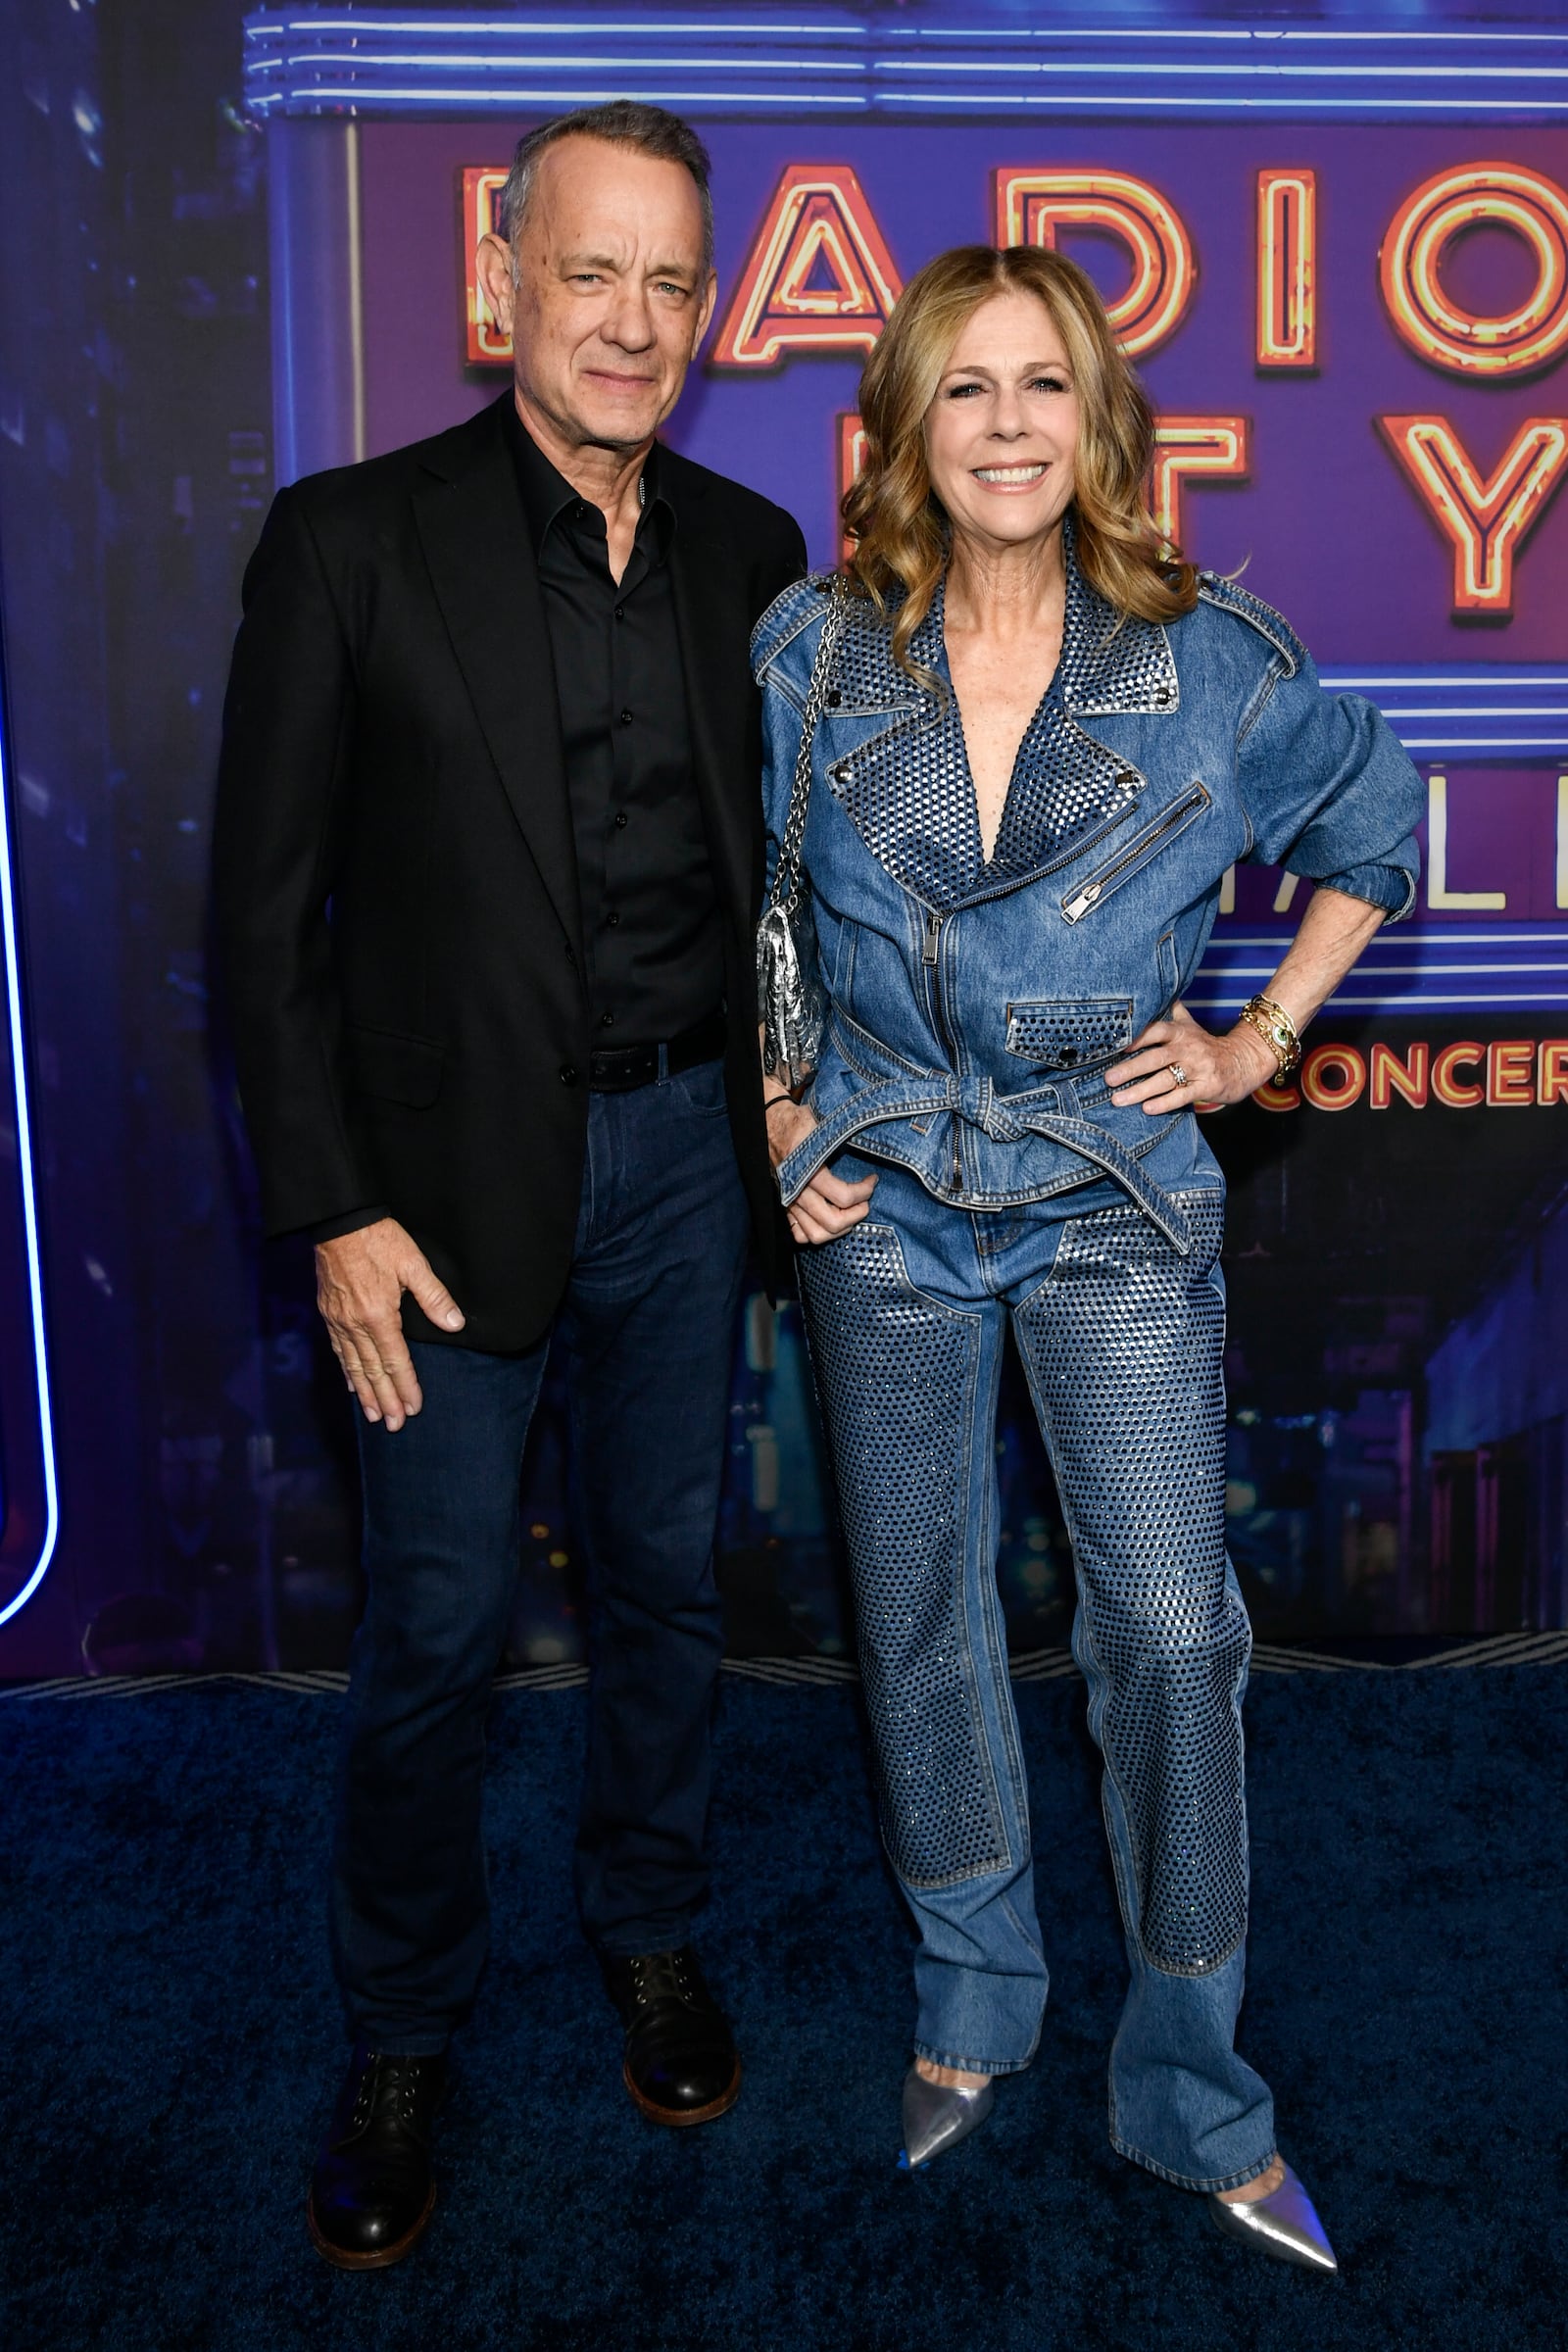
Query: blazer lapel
664 461 757 935
411 401 584 959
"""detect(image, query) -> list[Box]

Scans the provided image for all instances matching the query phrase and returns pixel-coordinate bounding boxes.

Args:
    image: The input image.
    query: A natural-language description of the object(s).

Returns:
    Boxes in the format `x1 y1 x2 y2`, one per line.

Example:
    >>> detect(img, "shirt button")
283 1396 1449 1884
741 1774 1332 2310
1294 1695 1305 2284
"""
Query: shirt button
614 606 624 622
559 1063 578 1086
614 810 628 828
606 909 620 927
619 708 633 725
600 1011 614 1028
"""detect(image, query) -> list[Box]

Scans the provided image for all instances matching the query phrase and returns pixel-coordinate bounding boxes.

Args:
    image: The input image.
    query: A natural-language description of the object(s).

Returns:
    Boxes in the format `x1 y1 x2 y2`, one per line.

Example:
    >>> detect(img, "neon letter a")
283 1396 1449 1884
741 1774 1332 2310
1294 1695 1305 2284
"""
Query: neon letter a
712 165 902 369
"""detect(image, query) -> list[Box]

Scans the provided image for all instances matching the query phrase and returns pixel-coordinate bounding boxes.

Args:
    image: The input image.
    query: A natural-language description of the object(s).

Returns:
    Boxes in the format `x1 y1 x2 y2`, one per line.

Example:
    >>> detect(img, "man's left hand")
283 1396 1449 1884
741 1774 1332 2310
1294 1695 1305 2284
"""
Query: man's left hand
1105 1001 1279 1114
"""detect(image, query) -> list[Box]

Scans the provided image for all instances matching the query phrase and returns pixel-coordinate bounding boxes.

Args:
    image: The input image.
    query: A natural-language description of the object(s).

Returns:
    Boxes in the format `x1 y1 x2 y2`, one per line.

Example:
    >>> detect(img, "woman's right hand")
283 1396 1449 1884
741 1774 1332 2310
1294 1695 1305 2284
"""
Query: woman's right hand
764 1096 878 1247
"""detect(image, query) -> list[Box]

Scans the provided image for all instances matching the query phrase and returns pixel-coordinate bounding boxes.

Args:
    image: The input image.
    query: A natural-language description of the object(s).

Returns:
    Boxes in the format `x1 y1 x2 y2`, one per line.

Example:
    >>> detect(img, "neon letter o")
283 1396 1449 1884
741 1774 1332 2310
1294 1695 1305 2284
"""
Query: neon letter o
1299 1045 1367 1110
1381 163 1568 377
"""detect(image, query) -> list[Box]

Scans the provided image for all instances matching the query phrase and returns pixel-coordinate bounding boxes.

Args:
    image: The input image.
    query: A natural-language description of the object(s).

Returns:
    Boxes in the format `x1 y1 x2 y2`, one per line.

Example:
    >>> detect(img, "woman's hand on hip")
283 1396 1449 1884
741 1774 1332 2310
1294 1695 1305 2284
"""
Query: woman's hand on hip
764 1096 878 1246
1105 1001 1278 1114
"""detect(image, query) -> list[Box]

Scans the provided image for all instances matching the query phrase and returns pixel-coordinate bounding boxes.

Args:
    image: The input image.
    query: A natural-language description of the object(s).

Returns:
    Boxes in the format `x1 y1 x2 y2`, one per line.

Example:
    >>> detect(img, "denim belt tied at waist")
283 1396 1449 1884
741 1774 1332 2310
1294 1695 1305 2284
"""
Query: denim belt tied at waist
775 1062 1195 1256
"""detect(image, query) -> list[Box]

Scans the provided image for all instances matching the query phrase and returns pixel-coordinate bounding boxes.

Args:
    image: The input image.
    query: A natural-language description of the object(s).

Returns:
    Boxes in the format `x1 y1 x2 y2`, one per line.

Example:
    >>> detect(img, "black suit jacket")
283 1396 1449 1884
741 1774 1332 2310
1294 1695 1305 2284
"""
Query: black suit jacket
214 393 807 1351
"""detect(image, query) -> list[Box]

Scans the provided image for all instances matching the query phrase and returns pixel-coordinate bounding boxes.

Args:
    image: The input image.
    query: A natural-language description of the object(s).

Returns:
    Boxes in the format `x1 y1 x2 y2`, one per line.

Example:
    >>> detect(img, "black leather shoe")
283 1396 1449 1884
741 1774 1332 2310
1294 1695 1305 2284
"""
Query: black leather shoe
601 1946 741 2127
307 2046 445 2269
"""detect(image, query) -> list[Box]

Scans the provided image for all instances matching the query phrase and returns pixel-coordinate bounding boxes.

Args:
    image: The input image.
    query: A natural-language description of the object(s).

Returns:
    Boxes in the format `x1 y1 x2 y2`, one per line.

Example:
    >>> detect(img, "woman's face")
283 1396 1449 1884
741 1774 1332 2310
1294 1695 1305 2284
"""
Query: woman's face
923 288 1080 557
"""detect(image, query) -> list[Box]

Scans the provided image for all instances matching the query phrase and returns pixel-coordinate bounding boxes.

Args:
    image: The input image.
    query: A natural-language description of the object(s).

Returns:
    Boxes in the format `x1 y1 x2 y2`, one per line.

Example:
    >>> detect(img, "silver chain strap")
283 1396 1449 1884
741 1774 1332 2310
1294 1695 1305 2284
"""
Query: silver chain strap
769 579 846 913
757 579 847 1088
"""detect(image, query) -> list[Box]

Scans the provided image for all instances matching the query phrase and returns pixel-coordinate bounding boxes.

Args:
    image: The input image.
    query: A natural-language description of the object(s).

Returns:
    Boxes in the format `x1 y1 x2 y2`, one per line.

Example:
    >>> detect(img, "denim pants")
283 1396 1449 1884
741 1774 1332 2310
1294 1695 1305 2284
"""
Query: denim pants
797 1124 1277 2192
331 1056 750 2054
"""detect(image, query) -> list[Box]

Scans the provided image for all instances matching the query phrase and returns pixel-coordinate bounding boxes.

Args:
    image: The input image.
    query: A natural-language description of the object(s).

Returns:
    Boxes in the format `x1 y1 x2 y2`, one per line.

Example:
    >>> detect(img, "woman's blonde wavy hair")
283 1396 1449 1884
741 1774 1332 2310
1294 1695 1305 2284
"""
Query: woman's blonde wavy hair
842 243 1199 679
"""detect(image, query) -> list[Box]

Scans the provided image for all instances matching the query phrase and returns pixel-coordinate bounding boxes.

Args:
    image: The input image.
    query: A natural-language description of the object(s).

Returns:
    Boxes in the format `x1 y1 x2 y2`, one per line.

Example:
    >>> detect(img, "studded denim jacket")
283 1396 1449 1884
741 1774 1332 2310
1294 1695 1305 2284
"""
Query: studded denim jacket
752 546 1423 1250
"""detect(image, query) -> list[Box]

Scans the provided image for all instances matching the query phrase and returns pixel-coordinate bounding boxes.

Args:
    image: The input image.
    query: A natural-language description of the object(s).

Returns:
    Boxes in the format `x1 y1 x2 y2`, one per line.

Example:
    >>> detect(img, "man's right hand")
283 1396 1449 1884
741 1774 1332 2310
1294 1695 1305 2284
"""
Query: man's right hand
315 1218 466 1431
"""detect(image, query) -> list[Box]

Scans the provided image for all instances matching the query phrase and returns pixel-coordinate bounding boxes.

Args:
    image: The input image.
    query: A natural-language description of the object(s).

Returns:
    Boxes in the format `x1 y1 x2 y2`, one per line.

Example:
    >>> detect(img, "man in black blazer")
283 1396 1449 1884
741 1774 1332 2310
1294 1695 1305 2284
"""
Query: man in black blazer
215 102 805 2268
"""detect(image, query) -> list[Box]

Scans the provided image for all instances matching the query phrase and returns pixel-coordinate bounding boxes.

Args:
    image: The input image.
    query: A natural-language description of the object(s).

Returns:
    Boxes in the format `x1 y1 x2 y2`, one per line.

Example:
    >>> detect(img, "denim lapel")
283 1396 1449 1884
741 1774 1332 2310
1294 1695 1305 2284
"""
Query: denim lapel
824 529 1179 912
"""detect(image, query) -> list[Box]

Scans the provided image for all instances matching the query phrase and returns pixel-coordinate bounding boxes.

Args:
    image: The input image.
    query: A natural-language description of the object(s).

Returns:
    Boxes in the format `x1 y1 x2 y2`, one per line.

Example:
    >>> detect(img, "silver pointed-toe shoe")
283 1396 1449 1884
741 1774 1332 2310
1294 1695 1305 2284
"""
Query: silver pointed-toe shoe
1208 2159 1338 2271
898 2065 996 2172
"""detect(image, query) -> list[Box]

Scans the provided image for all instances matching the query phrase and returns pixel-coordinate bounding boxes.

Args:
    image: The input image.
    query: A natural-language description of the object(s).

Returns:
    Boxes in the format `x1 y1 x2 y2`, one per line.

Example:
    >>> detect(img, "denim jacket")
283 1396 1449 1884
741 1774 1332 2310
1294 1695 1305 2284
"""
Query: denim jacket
752 539 1423 1252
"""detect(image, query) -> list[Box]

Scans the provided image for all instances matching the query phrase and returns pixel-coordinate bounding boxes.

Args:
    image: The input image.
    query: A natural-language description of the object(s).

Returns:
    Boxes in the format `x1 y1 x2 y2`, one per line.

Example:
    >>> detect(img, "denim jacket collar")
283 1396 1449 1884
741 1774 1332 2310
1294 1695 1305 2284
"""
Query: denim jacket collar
828 518 1179 722
822 521 1180 912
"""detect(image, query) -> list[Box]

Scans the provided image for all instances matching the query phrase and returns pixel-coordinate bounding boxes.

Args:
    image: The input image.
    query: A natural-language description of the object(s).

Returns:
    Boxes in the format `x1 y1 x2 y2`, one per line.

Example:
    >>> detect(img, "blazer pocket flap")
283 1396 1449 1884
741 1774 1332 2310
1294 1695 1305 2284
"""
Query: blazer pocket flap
1004 998 1132 1070
344 1023 445 1107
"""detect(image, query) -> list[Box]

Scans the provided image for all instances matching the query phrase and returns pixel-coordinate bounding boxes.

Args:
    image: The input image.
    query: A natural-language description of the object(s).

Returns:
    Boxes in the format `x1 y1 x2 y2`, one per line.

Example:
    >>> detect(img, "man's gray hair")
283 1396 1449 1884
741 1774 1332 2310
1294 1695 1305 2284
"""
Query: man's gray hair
500 102 714 275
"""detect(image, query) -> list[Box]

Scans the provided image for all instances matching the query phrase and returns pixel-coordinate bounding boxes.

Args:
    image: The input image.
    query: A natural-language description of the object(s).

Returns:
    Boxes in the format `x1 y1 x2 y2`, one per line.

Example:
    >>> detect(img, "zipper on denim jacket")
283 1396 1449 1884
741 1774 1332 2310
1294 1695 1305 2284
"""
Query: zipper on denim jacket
922 908 964 1193
1059 783 1209 924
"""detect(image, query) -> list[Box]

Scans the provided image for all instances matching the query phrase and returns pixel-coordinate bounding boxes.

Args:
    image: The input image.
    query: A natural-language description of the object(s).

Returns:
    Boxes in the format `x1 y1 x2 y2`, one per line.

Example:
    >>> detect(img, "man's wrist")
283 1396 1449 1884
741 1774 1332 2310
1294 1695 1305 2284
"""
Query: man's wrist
311 1204 392 1248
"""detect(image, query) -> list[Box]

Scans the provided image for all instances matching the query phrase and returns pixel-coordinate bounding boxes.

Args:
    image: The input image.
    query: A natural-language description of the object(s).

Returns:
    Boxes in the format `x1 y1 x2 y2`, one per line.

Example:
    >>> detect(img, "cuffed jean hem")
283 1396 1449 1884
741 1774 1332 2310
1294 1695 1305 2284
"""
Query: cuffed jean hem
1111 2136 1278 2195
353 2031 451 2058
912 2040 1038 2080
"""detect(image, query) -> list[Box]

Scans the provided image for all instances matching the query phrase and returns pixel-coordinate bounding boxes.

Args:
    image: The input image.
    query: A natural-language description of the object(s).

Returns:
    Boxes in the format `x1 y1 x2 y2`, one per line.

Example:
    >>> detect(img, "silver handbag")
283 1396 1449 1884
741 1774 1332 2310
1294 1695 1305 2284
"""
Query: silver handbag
757 581 847 1092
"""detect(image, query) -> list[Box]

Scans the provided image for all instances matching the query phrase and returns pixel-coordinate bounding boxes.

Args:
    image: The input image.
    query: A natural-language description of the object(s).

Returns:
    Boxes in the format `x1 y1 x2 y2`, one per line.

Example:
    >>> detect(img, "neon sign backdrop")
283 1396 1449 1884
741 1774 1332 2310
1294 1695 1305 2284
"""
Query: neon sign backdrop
465 153 1568 621
247 6 1568 1040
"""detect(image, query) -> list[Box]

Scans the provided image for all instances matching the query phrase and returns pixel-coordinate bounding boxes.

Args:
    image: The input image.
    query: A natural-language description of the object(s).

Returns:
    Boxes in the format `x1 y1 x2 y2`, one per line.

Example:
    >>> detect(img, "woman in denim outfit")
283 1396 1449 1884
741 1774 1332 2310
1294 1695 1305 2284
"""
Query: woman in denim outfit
755 245 1422 2270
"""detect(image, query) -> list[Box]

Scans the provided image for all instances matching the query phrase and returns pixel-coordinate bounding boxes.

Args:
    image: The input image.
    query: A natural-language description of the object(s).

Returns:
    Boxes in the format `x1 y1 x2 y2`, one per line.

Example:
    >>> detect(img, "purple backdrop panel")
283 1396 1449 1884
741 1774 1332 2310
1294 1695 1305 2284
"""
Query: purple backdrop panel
359 119 1568 662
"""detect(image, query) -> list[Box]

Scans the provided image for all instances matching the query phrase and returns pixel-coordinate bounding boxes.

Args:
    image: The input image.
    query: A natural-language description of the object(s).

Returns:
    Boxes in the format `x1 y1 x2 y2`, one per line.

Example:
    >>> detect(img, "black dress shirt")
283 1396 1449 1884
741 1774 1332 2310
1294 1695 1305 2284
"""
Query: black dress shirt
506 406 724 1047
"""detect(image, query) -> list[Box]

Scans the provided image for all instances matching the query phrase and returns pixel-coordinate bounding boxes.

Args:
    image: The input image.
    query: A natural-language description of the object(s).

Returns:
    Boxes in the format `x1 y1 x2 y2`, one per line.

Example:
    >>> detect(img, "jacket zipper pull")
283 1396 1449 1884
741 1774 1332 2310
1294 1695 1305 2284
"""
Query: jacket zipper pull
1062 880 1102 924
922 909 943 965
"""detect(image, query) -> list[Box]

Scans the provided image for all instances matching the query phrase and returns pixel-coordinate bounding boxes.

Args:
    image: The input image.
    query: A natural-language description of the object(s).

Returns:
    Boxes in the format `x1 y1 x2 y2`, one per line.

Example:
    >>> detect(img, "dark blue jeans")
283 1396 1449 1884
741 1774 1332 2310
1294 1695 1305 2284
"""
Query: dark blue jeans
330 1057 750 2054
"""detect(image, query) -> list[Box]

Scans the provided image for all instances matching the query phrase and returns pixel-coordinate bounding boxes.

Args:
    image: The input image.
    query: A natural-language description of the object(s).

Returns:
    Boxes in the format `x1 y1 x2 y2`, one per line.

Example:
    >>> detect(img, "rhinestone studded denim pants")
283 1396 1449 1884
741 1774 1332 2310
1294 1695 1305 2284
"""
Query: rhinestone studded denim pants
797 1132 1277 2192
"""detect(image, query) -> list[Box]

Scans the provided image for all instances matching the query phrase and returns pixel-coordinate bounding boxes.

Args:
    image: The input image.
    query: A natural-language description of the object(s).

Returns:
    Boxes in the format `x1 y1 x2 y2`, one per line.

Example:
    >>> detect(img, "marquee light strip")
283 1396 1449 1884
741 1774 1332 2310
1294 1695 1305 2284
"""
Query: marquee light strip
1378 414 1568 613
1190 926 1568 1017
263 86 867 109
1380 163 1568 376
1149 417 1249 556
239 11 1568 121
239 18 1568 44
993 169 1194 357
1256 169 1316 368
0 670 61 1630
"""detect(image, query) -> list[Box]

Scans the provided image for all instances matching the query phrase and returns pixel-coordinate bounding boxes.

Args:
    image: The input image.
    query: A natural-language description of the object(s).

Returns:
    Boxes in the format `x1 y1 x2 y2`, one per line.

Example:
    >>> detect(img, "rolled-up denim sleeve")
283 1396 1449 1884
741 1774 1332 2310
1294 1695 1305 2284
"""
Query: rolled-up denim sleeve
1237 651 1424 923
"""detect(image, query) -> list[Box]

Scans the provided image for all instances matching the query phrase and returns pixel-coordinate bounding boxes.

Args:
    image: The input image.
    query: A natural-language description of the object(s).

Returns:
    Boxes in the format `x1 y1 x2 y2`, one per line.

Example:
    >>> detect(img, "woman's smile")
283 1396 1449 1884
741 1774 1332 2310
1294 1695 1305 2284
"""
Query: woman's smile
971 462 1051 489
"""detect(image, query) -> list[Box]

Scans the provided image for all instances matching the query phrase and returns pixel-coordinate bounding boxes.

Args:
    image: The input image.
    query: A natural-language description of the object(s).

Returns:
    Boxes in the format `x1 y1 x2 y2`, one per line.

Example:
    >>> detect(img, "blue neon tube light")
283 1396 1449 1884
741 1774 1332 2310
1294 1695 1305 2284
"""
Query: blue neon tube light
0 658 60 1628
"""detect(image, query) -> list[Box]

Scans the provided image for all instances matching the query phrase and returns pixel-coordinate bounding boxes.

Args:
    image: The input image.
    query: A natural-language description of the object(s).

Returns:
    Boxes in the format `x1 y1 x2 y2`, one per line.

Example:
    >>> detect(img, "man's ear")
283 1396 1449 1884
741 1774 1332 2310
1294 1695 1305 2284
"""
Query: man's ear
475 232 516 340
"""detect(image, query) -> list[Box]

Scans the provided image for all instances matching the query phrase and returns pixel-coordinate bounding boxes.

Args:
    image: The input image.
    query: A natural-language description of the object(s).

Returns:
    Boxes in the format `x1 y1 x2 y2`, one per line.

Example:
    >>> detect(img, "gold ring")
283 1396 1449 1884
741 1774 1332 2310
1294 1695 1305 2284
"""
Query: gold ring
1168 1061 1189 1087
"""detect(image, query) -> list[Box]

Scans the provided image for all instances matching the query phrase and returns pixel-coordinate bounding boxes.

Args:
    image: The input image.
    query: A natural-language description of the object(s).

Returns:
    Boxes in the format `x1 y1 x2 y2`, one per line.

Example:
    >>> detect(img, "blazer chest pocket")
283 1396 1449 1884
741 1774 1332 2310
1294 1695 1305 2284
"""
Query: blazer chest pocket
344 1021 445 1108
1004 998 1132 1072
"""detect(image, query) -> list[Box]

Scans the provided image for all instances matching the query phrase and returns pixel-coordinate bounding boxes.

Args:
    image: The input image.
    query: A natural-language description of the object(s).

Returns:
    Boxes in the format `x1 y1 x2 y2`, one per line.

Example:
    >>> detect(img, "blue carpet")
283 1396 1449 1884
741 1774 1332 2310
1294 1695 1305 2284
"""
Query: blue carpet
1 1668 1565 2352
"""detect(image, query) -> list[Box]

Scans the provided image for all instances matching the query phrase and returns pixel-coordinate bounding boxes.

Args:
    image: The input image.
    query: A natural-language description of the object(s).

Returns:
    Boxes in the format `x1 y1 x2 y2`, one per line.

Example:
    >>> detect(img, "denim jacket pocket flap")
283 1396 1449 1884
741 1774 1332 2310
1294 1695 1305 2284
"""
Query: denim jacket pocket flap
344 1022 446 1107
1004 998 1133 1072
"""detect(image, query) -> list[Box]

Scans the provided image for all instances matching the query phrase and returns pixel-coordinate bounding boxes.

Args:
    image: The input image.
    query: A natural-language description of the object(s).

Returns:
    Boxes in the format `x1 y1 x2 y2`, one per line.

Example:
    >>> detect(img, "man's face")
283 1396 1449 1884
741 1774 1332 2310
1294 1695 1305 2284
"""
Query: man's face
476 136 716 455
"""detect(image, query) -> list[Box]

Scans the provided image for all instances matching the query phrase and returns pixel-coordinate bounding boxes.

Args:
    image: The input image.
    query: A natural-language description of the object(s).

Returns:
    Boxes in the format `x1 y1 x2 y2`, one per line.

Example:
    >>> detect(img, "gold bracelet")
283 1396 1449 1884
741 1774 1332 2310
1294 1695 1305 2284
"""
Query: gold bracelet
1238 993 1302 1078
